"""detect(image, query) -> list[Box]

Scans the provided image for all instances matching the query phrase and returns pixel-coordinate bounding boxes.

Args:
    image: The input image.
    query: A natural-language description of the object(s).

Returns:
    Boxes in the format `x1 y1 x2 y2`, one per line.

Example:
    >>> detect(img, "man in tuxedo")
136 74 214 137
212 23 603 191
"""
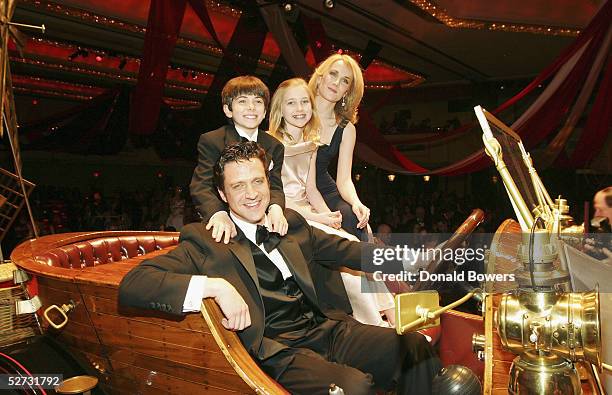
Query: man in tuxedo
120 142 440 394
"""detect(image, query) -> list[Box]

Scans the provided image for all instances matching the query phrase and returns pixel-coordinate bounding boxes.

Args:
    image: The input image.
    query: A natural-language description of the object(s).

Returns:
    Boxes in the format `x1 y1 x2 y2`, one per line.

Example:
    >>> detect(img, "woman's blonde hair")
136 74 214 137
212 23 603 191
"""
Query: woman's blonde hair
308 53 364 124
268 78 320 144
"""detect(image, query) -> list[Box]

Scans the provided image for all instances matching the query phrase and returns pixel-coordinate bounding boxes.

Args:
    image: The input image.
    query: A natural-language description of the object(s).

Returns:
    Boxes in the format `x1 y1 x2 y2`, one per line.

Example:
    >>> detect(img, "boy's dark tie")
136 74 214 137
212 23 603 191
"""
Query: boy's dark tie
256 225 281 252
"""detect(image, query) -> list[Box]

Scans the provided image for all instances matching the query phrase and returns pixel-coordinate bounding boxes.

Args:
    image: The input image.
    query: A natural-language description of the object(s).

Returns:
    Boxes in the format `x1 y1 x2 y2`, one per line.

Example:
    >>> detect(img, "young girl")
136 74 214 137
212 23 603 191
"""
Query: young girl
269 78 394 327
308 54 370 240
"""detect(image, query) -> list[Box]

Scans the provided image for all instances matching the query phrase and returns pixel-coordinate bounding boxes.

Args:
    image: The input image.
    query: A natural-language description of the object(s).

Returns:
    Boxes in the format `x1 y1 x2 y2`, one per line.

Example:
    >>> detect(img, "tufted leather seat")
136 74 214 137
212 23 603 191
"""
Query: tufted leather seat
34 235 179 269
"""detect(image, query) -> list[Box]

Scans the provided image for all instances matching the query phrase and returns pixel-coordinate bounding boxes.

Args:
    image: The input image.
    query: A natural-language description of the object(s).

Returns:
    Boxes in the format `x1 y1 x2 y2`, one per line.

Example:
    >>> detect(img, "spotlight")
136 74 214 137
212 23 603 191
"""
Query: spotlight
387 174 396 182
283 2 293 12
323 0 334 9
423 175 430 182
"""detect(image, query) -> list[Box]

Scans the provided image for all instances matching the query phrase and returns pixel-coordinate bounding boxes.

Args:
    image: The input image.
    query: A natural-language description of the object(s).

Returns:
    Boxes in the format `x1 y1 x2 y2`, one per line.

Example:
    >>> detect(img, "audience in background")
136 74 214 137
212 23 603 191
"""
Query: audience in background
7 180 599 258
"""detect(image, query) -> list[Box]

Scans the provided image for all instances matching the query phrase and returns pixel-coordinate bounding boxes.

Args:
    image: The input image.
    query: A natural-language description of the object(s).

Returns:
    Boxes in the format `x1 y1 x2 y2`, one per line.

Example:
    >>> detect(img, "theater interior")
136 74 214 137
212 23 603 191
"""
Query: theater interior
0 1 610 394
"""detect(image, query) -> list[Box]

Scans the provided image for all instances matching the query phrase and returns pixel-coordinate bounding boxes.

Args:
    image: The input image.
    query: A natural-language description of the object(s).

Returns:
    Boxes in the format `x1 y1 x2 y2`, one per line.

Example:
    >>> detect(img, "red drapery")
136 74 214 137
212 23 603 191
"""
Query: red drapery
567 52 612 167
355 0 611 174
129 0 246 136
129 0 187 135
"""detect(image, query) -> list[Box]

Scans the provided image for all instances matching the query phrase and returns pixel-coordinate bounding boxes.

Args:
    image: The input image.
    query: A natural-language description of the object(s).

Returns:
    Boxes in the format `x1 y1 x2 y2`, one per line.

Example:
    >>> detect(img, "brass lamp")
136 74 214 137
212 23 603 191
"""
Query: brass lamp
497 287 601 394
473 105 605 394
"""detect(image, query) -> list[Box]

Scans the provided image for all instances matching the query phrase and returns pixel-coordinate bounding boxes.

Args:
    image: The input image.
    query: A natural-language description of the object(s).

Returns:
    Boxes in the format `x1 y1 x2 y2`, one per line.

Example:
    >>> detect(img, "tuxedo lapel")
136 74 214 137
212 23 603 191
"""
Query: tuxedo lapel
276 237 318 306
223 125 241 146
227 232 261 293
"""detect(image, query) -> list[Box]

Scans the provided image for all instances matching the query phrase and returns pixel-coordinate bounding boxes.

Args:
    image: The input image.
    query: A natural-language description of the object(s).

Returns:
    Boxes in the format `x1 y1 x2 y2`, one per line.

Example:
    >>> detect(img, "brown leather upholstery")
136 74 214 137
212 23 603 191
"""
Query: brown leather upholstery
34 235 179 269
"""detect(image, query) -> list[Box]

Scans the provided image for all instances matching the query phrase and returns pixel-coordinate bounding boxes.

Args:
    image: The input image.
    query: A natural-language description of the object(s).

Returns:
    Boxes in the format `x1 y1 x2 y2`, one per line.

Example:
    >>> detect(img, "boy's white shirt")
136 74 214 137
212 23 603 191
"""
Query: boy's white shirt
234 125 258 142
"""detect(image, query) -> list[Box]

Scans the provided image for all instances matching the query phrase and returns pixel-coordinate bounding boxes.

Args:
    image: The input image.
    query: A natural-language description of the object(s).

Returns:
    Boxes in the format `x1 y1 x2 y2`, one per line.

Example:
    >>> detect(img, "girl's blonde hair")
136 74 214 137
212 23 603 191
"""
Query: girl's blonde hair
268 78 320 144
308 53 364 124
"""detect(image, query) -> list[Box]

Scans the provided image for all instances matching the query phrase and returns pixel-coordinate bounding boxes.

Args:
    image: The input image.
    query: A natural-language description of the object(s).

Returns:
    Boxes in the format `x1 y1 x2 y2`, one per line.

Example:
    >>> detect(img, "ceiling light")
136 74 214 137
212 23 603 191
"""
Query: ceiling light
323 0 334 9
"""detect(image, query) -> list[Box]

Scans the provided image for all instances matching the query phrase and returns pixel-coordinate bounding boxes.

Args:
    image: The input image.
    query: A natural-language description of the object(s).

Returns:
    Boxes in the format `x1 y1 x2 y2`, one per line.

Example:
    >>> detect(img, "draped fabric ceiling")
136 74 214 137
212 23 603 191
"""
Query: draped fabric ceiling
7 0 609 172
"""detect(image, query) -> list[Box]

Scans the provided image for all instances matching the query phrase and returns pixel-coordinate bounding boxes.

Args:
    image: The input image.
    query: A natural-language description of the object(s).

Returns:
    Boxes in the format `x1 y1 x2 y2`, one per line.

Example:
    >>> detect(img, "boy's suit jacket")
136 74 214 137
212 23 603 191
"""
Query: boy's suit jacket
190 125 285 221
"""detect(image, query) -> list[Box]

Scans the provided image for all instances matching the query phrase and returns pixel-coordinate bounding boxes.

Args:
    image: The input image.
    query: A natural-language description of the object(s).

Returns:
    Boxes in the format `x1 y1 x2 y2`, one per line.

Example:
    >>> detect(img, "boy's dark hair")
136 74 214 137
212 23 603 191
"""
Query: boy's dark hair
221 75 270 110
214 141 269 192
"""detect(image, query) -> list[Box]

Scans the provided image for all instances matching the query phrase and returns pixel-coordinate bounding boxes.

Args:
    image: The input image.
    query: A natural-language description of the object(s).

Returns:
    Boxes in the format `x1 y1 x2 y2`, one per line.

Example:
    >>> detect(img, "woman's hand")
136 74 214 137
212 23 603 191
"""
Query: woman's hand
352 202 370 229
314 211 343 229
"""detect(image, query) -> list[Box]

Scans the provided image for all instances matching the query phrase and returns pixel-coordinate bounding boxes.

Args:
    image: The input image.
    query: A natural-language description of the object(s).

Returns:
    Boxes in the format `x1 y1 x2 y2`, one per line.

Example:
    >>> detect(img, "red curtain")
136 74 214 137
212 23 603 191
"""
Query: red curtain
356 0 612 174
129 0 187 135
567 53 612 167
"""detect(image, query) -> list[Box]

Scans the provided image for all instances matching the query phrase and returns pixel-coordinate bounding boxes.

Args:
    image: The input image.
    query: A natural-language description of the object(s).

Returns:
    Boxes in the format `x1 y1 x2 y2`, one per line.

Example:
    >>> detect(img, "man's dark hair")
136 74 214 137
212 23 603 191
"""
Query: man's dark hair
221 75 270 111
214 141 268 192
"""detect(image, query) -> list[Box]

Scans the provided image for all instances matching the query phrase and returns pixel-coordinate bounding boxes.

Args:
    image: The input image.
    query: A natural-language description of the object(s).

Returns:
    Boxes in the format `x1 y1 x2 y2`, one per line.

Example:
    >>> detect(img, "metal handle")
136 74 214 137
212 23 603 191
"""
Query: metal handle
43 301 75 329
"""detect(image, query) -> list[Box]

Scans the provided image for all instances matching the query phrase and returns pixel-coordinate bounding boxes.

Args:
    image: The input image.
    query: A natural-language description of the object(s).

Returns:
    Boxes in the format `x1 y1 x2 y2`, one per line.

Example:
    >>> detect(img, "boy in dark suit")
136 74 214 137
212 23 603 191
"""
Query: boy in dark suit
190 76 287 243
121 142 440 395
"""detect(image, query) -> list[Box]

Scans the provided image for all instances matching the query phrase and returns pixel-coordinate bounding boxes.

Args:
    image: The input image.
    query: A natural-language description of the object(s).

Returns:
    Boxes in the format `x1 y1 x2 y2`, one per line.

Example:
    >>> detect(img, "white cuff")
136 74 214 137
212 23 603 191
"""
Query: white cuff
183 275 207 312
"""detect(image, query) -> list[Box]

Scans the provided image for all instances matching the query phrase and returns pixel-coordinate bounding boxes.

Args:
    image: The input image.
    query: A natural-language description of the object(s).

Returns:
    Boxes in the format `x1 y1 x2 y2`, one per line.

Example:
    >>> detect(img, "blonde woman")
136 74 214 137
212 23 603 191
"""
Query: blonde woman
308 53 369 241
269 78 394 327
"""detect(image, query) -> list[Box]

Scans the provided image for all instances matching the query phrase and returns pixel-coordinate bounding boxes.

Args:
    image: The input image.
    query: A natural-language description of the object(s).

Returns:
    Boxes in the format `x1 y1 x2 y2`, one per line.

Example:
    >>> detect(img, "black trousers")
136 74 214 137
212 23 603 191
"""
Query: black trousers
259 319 441 395
322 191 367 241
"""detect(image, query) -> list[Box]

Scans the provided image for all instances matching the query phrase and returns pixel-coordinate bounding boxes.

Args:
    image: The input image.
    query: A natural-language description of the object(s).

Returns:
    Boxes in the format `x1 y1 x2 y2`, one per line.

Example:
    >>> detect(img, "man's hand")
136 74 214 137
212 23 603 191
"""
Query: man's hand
352 202 370 229
205 278 251 331
206 211 237 244
314 211 343 229
268 204 288 235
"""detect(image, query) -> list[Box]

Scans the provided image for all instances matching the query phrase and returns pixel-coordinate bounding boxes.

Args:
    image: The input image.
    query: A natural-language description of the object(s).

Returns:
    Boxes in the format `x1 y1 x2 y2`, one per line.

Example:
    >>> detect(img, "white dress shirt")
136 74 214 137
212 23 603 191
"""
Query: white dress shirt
234 125 258 142
182 213 291 312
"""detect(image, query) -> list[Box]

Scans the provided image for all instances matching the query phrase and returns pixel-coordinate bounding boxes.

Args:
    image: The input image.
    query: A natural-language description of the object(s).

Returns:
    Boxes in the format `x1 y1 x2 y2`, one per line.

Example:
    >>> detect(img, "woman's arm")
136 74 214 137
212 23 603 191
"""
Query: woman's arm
335 122 362 206
305 150 343 229
306 150 333 214
336 122 370 228
285 199 317 220
286 198 342 228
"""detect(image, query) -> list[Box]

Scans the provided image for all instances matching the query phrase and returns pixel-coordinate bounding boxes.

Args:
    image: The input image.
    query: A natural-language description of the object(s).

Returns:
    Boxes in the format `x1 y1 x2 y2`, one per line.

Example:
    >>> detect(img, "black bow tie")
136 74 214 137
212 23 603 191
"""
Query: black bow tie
256 225 281 252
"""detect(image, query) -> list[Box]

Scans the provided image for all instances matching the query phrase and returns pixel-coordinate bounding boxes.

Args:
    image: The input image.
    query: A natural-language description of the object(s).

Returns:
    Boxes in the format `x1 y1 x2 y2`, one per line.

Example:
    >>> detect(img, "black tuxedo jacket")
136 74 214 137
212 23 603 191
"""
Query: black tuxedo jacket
118 209 373 360
189 124 285 222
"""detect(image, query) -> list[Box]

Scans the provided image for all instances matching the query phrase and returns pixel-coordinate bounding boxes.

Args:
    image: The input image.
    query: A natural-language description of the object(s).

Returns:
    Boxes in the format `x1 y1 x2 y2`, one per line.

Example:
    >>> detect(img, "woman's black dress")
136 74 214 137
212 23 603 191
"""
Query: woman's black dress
315 118 366 240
